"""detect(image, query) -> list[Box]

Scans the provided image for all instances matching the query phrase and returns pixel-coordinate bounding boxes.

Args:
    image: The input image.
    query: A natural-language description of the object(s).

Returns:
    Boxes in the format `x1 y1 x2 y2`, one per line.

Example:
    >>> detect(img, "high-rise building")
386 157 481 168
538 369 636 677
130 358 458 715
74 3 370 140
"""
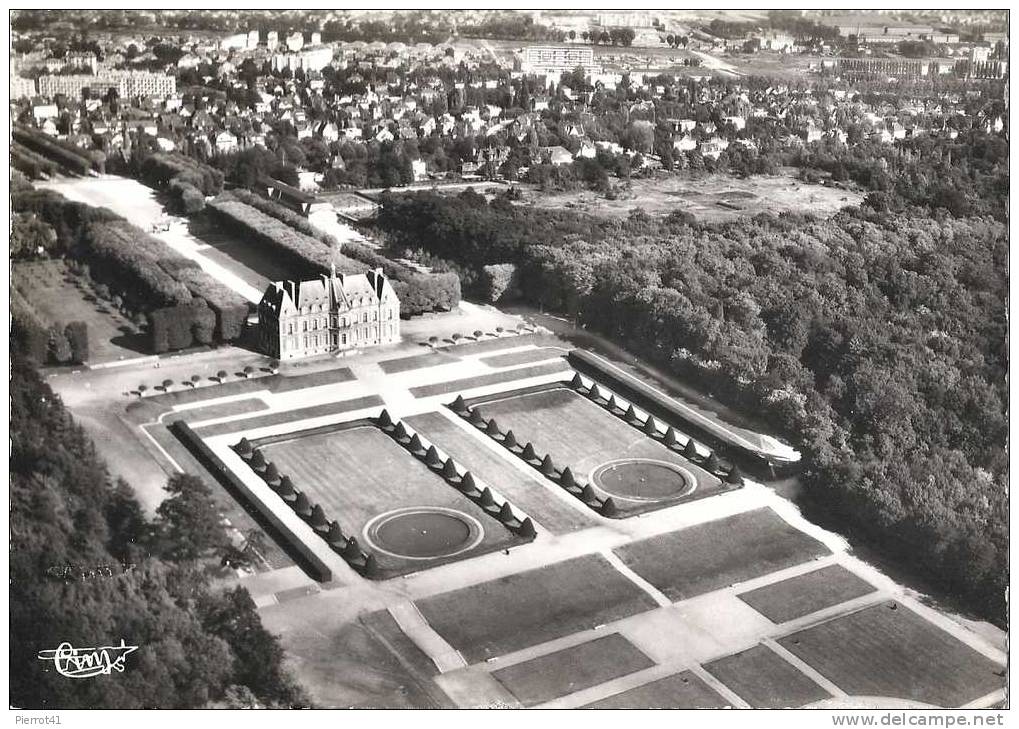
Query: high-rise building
10 74 37 99
521 46 597 76
38 71 175 99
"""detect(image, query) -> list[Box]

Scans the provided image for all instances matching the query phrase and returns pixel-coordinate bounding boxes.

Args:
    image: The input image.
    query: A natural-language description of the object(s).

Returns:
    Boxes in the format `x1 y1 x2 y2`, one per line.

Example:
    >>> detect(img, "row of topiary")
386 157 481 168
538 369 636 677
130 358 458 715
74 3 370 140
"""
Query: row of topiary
448 395 621 518
374 410 537 538
232 437 380 577
13 125 104 175
11 142 61 180
566 373 745 487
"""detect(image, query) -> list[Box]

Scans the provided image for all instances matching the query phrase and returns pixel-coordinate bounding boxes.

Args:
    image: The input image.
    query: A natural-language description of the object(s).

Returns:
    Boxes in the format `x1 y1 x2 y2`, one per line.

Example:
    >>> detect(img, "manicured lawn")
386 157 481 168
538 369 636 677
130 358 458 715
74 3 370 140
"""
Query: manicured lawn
404 411 596 534
492 634 654 707
259 424 520 576
777 602 1005 707
176 397 268 425
377 350 460 374
148 366 356 406
409 361 570 398
438 333 550 355
583 671 729 709
415 554 658 663
703 644 830 708
480 348 563 368
470 386 726 512
614 508 831 602
192 395 383 437
737 565 877 623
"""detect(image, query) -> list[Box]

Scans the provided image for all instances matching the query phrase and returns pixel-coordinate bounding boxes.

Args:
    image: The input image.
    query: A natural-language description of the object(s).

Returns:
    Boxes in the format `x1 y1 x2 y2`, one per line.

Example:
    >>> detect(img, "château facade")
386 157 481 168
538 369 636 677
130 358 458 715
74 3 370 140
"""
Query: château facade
258 267 400 360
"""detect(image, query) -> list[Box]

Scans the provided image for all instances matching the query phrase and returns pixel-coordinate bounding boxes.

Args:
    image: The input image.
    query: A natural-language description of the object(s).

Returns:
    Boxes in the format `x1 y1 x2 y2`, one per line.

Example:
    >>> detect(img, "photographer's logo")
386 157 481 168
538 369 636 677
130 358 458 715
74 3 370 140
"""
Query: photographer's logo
37 640 138 678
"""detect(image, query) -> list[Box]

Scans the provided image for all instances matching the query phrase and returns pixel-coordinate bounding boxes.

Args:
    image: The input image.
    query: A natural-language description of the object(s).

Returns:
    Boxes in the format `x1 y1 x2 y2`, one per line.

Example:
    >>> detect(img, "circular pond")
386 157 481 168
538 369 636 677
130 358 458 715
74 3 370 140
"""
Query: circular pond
591 459 696 502
364 507 483 560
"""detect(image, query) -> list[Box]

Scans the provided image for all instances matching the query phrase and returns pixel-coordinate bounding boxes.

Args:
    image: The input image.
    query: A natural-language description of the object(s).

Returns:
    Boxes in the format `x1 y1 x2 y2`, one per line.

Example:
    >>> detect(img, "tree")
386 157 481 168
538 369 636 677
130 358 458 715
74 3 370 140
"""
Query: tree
155 474 228 562
217 370 228 382
64 322 88 364
47 325 72 364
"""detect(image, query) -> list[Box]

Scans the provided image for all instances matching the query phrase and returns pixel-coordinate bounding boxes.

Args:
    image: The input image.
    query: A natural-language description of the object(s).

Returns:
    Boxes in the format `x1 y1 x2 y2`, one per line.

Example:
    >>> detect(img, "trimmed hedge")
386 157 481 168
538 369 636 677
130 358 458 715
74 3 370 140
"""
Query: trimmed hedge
222 189 339 247
13 125 104 174
175 268 249 342
11 143 60 179
140 152 224 196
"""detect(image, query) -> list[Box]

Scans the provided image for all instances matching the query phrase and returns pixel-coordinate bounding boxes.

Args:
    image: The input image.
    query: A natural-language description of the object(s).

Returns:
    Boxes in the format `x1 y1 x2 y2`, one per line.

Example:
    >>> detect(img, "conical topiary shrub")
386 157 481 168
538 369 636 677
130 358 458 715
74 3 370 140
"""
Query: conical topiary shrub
363 553 379 578
663 427 678 447
342 536 361 561
264 462 281 485
469 408 485 426
425 445 442 467
607 395 618 412
393 422 408 441
327 521 345 546
643 415 658 436
460 471 477 493
589 384 602 401
408 433 423 453
540 454 556 476
561 467 576 489
442 458 458 479
250 449 266 472
503 430 517 449
377 409 393 428
625 404 639 423
522 443 537 461
705 452 720 473
582 483 597 502
235 437 253 457
498 502 515 523
518 517 537 538
570 372 584 389
451 394 467 413
683 439 698 459
485 419 501 437
479 487 496 507
601 497 619 517
278 476 295 499
293 491 312 517
310 504 328 530
726 464 744 485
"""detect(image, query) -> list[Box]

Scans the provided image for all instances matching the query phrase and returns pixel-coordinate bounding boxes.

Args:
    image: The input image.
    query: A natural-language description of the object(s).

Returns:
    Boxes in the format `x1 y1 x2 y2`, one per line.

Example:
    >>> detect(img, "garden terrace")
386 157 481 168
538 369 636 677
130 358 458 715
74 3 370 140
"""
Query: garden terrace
582 671 730 709
456 382 730 517
241 417 530 578
704 644 831 708
737 565 877 623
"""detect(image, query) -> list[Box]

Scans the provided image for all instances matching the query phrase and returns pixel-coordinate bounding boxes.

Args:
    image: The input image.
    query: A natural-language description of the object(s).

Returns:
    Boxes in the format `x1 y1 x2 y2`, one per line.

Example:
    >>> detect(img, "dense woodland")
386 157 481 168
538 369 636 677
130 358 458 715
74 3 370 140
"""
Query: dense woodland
10 356 309 708
378 133 1008 622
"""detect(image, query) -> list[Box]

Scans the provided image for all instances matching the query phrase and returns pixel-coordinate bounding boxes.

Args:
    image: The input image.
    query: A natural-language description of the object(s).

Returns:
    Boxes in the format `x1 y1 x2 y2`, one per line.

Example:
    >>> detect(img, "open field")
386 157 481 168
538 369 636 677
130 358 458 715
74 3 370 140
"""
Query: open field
404 411 596 534
416 554 658 663
469 385 725 511
258 424 520 575
517 172 863 223
492 634 654 707
737 565 877 623
408 360 570 398
13 259 148 362
778 602 1005 707
704 644 830 708
614 508 831 601
584 671 729 709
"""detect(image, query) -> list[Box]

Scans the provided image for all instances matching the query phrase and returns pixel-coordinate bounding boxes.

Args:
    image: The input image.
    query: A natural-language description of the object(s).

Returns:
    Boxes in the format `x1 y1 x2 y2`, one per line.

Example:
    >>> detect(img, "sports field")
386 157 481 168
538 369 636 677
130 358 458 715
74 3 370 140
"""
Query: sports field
737 564 876 623
614 508 831 601
492 634 654 707
704 644 830 708
415 554 658 663
469 386 724 509
404 412 596 534
259 424 519 575
778 602 1004 707
584 671 729 709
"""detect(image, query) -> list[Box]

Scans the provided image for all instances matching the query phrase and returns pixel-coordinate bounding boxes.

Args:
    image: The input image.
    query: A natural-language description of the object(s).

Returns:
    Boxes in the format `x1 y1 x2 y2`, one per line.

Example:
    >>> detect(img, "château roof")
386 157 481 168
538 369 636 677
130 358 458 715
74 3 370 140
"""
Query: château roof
259 268 397 318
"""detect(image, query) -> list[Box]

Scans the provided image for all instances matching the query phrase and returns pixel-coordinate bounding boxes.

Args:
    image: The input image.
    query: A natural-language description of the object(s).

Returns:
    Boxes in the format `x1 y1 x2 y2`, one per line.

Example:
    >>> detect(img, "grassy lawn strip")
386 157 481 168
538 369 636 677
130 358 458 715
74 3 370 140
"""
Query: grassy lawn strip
403 411 596 534
175 397 268 425
614 508 830 601
737 564 877 623
409 361 569 398
360 610 456 708
416 554 658 663
146 366 356 406
480 348 564 368
437 333 553 355
704 644 831 708
192 395 382 436
377 350 460 374
777 602 1004 707
583 671 729 709
492 634 654 707
259 424 521 577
